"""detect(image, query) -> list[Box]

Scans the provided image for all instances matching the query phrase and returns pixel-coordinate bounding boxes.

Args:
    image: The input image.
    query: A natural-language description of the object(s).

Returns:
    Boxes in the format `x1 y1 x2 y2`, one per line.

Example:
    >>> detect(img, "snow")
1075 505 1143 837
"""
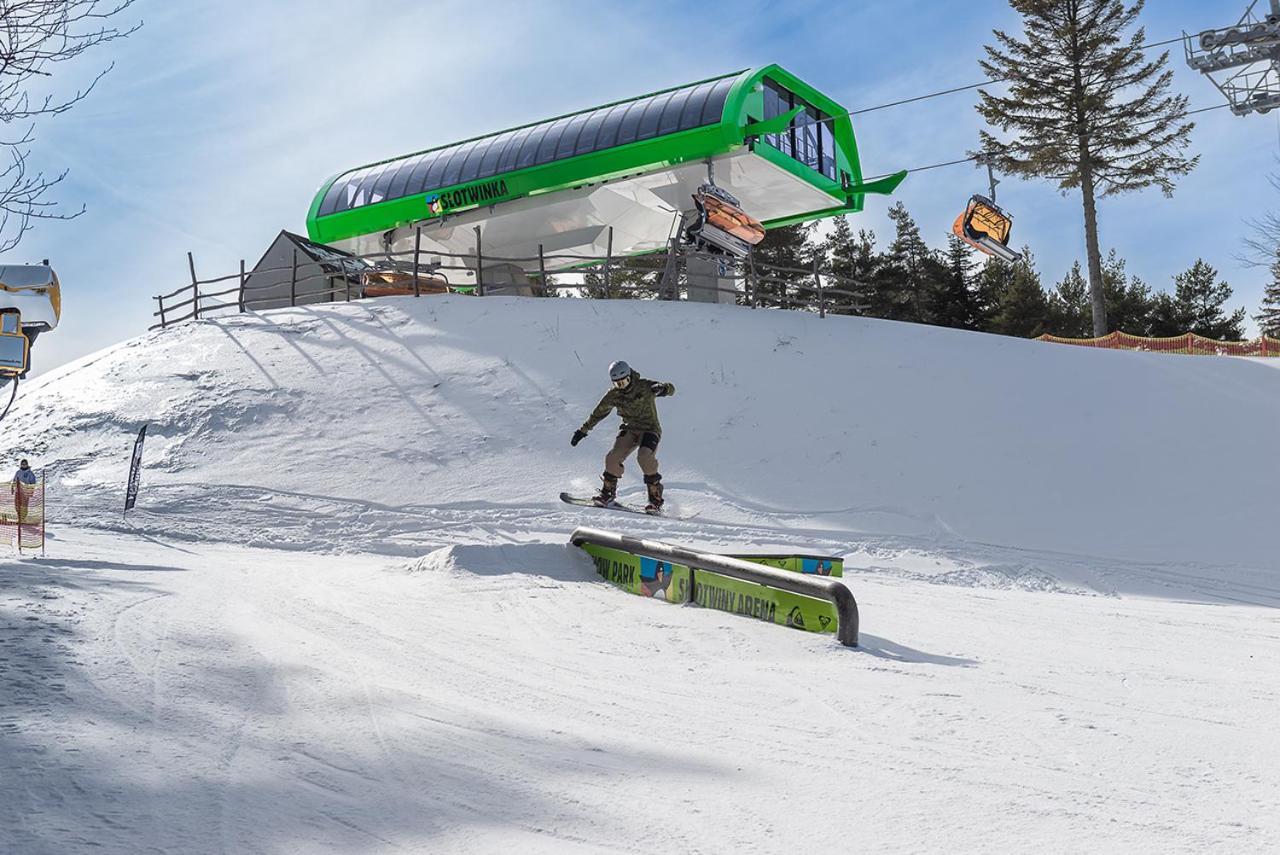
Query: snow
2 295 1279 853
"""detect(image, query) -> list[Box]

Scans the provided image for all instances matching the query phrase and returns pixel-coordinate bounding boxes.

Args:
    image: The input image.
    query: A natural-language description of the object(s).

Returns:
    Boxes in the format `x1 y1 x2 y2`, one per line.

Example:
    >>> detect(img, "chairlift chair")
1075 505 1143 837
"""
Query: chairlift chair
952 194 1021 264
683 183 767 259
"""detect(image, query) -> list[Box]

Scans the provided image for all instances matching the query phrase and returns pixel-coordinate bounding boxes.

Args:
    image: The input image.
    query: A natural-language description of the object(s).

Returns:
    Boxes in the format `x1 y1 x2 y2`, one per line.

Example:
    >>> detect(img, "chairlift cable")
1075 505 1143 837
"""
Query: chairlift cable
860 103 1230 183
849 33 1198 118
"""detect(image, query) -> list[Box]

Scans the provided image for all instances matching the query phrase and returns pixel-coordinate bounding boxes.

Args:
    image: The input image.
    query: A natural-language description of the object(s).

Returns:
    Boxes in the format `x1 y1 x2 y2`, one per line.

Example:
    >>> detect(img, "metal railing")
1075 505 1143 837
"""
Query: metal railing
151 229 871 331
569 526 859 647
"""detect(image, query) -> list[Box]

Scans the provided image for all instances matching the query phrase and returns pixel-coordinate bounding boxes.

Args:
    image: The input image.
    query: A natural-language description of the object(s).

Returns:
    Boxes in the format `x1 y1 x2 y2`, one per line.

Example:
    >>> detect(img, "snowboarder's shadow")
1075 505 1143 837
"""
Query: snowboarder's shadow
855 633 977 667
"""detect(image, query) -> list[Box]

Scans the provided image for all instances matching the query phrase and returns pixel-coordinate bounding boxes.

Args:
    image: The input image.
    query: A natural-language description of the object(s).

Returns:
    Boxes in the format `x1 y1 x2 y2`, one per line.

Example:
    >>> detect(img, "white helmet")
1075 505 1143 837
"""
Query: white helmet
608 360 632 382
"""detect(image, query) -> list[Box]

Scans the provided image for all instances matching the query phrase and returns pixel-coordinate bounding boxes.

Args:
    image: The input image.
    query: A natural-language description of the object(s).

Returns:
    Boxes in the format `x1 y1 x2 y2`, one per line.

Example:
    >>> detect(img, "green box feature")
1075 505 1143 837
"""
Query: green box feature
578 542 837 635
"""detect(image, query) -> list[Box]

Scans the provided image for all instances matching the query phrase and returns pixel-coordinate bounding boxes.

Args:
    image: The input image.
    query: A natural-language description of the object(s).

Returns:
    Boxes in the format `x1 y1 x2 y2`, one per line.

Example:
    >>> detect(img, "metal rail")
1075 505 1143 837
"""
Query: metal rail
569 526 859 647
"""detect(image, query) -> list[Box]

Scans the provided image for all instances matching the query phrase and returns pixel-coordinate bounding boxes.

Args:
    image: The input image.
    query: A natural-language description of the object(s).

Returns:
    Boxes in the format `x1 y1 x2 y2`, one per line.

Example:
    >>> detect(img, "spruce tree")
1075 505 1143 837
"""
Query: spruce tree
874 202 936 323
752 223 816 307
1167 259 1247 340
987 249 1049 338
931 235 981 330
1047 262 1092 337
1257 253 1280 338
977 0 1196 336
823 215 878 314
1100 250 1153 334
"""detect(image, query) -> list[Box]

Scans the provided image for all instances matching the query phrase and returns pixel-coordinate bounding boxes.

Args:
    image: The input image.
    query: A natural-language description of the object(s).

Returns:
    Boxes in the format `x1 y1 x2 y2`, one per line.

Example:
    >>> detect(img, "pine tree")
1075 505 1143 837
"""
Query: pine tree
1256 253 1280 338
580 254 664 300
977 0 1197 336
987 249 1049 338
1146 291 1191 337
752 223 816 307
1166 259 1247 340
1100 250 1153 334
873 202 936 322
823 215 878 314
930 235 981 330
1047 262 1092 337
973 258 1013 331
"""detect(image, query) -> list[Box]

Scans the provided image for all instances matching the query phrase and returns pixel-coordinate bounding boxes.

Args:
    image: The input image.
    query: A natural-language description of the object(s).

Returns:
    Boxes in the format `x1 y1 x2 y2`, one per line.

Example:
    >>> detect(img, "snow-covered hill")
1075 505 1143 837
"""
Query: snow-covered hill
3 297 1279 853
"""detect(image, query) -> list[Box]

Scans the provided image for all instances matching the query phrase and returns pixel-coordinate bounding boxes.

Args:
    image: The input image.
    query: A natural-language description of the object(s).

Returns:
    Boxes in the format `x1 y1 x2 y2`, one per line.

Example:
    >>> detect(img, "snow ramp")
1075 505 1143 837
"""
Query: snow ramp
5 294 1277 577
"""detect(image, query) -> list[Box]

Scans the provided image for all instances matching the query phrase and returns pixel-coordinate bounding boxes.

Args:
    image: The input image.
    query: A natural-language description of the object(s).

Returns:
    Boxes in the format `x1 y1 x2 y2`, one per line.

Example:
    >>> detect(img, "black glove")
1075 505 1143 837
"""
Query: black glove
571 430 587 447
650 383 668 397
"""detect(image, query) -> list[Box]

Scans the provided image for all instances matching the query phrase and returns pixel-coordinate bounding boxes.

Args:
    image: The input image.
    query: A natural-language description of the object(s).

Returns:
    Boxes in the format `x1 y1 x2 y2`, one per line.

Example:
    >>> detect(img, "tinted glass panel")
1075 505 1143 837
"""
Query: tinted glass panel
590 103 631 151
421 148 454 191
613 99 647 146
636 90 675 141
798 106 821 171
440 140 480 187
458 137 496 185
700 77 736 125
354 165 389 207
675 81 714 131
820 120 837 179
319 176 349 216
572 107 610 156
386 155 423 200
342 168 371 208
656 88 691 136
479 130 516 178
497 126 535 174
368 162 402 204
557 112 594 160
405 150 443 196
534 117 574 166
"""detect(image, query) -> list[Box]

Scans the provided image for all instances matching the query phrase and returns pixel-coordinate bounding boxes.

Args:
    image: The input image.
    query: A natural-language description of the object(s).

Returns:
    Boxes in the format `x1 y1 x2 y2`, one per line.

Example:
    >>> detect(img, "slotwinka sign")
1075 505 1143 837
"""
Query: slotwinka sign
124 425 147 514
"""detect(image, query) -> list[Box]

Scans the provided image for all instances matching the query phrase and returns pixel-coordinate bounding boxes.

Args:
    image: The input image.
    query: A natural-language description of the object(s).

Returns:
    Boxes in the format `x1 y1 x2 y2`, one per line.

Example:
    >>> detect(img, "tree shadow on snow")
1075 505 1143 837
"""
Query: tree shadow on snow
0 550 720 854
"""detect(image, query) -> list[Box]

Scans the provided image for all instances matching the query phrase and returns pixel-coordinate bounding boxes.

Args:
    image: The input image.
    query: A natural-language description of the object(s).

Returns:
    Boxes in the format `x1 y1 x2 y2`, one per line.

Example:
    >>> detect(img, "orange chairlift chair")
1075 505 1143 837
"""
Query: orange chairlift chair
952 194 1021 264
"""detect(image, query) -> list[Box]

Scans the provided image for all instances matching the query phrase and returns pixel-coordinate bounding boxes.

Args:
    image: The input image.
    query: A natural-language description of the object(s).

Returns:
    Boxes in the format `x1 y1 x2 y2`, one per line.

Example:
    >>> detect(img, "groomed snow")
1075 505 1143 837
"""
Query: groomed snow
2 296 1278 853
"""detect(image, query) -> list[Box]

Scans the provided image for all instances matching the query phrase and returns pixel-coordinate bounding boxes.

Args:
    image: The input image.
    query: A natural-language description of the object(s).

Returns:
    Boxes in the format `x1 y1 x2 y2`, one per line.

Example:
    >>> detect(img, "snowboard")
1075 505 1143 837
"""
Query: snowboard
560 492 661 516
559 492 700 520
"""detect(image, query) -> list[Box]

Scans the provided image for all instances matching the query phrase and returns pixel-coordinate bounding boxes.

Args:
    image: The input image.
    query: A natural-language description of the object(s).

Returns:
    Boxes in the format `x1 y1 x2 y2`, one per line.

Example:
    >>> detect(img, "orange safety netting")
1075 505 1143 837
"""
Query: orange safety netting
1037 331 1280 357
1 475 45 552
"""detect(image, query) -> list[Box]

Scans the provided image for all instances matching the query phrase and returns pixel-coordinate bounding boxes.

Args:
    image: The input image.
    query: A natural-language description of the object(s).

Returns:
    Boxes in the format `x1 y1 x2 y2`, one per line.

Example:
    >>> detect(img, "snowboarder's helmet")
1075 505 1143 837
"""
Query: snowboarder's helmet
608 360 631 382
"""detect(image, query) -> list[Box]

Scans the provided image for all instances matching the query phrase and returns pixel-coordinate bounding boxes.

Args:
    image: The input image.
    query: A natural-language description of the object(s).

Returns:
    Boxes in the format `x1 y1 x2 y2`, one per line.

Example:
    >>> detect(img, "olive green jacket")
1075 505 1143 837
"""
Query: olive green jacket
580 373 675 435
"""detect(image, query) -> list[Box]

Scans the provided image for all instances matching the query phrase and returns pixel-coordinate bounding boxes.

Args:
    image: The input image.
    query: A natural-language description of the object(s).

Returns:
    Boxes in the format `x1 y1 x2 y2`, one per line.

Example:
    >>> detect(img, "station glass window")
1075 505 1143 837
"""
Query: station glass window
761 79 838 181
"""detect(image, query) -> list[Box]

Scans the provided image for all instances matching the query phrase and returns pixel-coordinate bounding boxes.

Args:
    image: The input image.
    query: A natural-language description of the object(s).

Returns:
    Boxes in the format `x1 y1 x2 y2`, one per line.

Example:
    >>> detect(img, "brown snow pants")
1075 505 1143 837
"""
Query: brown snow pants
604 430 660 478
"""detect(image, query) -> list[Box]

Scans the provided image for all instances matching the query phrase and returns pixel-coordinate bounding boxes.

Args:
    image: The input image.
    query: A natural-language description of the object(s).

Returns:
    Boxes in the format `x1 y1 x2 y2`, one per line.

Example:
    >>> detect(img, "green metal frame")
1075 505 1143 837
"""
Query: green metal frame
305 65 902 246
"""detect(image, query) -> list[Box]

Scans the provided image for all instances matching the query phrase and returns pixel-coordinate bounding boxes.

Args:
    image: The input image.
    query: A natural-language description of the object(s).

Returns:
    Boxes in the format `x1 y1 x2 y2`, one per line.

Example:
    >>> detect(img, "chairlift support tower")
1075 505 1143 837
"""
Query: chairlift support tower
1185 0 1280 116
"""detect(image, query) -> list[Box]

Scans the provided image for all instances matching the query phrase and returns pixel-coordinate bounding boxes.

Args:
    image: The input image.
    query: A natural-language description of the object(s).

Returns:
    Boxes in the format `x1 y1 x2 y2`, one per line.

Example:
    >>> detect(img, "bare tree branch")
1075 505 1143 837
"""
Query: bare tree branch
0 0 138 253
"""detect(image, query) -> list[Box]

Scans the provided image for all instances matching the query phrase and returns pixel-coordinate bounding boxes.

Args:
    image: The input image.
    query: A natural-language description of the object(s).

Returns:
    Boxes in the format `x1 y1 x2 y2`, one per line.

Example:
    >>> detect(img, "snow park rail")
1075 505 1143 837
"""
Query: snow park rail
569 526 859 647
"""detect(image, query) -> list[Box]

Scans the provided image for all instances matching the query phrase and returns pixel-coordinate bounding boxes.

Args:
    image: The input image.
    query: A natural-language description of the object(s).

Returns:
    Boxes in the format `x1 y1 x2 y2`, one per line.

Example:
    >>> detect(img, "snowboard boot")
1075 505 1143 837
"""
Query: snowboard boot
593 472 619 507
644 473 664 512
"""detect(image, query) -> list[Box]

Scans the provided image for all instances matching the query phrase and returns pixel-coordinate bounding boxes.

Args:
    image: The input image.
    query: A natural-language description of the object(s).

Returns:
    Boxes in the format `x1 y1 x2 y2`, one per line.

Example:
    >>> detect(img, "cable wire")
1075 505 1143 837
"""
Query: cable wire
860 103 1231 183
848 33 1194 118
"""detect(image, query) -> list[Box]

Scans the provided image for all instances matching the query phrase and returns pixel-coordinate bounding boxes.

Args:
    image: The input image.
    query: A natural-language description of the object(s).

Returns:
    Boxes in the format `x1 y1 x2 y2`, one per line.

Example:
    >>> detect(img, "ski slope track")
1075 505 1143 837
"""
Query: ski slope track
2 296 1278 853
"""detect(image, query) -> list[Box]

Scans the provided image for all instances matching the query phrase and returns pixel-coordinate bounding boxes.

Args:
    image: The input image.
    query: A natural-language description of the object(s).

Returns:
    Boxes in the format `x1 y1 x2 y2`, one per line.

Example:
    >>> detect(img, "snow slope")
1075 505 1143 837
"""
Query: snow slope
2 296 1279 853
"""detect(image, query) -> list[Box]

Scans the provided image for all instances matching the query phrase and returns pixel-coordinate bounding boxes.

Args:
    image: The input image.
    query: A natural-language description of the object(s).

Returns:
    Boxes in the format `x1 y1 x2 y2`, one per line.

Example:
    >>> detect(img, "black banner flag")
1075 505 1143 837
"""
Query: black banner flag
124 425 147 514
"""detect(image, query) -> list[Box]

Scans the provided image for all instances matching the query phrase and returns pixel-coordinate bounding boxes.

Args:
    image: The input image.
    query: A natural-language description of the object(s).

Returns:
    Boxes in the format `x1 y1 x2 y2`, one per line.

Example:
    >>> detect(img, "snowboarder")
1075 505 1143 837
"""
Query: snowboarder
10 459 36 524
571 360 675 511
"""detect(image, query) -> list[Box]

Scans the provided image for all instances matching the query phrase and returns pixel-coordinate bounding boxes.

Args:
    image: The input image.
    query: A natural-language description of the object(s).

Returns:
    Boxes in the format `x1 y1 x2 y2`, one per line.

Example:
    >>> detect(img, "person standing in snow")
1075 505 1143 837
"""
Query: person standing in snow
571 360 675 511
10 459 36 524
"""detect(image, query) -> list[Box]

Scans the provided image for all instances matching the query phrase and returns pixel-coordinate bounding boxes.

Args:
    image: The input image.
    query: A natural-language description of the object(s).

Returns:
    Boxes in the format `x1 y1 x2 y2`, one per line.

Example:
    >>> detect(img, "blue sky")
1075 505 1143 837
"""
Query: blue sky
11 0 1272 375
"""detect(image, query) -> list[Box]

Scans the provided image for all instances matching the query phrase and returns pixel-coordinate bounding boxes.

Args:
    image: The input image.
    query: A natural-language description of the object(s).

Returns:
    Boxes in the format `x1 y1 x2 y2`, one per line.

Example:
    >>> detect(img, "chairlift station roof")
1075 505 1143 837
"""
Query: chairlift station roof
305 65 901 268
